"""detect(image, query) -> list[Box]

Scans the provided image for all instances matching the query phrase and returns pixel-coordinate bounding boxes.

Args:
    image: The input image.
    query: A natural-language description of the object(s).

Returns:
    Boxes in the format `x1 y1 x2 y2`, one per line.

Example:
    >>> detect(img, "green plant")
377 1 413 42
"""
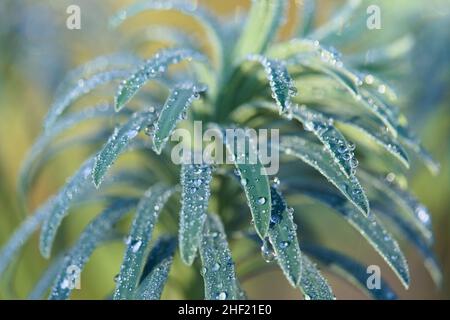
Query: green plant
0 0 442 300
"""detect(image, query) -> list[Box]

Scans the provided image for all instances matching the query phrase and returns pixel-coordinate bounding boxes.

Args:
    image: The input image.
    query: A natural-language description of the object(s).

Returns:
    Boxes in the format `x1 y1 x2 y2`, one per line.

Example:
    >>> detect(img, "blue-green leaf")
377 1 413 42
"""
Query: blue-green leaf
373 202 442 287
113 184 173 300
28 255 65 300
304 245 397 300
247 55 297 114
114 48 205 111
151 83 207 154
110 0 224 71
222 127 271 239
299 254 335 300
92 109 157 187
336 114 410 169
296 0 316 37
39 157 98 258
199 214 239 300
360 171 433 245
291 105 358 177
267 186 302 287
135 236 176 300
234 0 288 60
297 187 409 289
19 104 116 199
308 0 362 40
49 199 136 300
279 136 369 215
179 163 212 265
45 70 130 129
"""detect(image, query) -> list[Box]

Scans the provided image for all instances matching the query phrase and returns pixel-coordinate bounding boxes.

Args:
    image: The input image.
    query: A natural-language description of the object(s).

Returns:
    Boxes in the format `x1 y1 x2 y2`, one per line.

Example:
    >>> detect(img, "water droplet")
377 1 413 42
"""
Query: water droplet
217 292 227 300
280 241 290 249
212 263 220 271
261 239 275 263
257 197 266 205
131 239 142 253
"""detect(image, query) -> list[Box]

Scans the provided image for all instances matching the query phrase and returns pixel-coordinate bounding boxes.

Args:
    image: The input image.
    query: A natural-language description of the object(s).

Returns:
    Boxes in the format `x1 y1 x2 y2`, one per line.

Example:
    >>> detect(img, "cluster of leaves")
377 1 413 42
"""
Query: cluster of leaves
0 0 442 299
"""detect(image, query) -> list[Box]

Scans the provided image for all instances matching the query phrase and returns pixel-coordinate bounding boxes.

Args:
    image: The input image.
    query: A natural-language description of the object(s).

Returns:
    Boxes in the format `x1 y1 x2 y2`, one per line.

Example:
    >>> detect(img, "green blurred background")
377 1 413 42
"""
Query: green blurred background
0 0 449 299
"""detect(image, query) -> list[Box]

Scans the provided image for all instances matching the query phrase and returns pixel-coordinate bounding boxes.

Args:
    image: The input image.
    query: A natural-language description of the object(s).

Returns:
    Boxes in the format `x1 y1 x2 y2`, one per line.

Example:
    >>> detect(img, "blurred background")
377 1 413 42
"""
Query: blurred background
0 0 449 299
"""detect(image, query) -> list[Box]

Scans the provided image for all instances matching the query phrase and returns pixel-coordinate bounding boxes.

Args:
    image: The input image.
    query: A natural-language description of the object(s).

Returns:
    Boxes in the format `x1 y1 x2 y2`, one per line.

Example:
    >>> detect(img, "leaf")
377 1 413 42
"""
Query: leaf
0 189 102 278
199 214 239 300
359 171 433 245
307 0 362 40
151 83 207 154
296 186 410 289
140 236 177 282
222 127 271 239
19 104 117 199
114 48 206 111
291 105 358 177
135 236 176 300
113 184 174 300
373 202 443 287
44 70 130 130
397 125 440 175
336 114 410 169
92 109 157 187
28 255 65 300
247 55 297 114
55 53 140 94
299 255 335 300
304 245 397 300
234 0 287 60
39 157 97 258
49 199 136 300
110 0 224 71
279 136 369 215
296 0 316 37
267 186 302 287
179 163 212 265
21 130 112 205
134 259 172 300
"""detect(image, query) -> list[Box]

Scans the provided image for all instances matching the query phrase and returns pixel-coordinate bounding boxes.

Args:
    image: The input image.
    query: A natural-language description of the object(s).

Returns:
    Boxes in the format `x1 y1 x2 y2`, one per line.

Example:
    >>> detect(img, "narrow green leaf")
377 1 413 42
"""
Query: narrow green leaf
151 83 207 154
359 171 434 245
113 184 173 300
110 0 224 71
336 114 410 169
279 136 369 215
134 236 176 300
307 0 361 40
267 186 302 287
397 125 440 175
49 199 136 300
373 202 442 287
291 105 358 177
39 157 98 258
247 55 297 114
179 163 212 265
296 0 316 37
19 104 116 199
28 255 65 300
44 70 129 130
140 236 177 282
298 187 409 289
114 48 205 111
199 214 239 300
304 245 397 300
299 255 335 300
234 0 287 60
222 127 271 239
92 109 157 187
134 259 172 300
